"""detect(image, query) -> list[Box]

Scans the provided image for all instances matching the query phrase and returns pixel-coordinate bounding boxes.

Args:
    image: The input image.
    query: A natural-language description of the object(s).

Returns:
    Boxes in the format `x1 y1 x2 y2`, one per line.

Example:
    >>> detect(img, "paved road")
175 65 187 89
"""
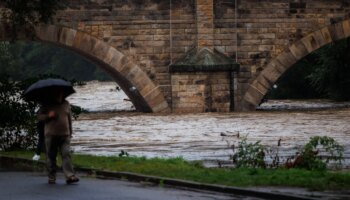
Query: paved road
0 171 261 200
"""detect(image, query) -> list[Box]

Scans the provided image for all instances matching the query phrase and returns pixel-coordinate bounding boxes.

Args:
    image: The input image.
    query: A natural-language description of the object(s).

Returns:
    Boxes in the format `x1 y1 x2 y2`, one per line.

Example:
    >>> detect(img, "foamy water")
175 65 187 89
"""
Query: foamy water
67 81 134 112
67 82 350 168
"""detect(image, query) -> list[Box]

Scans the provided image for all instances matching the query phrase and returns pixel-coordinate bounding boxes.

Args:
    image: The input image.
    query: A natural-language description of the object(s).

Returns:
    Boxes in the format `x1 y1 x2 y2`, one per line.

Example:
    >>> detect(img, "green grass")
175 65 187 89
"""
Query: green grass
1 151 350 190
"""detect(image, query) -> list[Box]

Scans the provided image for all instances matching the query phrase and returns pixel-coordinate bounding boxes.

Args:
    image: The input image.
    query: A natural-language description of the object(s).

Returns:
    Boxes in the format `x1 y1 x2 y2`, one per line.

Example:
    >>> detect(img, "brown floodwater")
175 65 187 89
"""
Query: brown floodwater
71 108 350 168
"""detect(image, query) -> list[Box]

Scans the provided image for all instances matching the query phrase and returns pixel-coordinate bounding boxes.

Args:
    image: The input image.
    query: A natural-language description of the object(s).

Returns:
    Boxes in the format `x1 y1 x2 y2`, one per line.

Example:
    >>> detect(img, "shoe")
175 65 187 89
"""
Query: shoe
66 175 79 184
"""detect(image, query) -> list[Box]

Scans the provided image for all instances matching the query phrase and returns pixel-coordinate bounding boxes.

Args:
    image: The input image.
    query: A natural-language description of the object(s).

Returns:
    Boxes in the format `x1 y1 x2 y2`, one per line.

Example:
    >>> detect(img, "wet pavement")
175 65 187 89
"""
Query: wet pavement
0 171 259 200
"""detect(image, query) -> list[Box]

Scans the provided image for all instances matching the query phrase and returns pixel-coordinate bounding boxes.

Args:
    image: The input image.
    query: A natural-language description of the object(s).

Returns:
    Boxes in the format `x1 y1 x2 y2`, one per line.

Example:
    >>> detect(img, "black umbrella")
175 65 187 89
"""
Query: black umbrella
23 78 75 102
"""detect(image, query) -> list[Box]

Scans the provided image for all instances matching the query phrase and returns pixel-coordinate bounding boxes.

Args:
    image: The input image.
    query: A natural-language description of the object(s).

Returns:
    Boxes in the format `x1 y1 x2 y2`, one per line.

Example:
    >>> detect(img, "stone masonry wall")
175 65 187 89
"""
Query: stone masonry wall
171 72 231 112
25 0 350 111
214 0 350 110
54 0 197 107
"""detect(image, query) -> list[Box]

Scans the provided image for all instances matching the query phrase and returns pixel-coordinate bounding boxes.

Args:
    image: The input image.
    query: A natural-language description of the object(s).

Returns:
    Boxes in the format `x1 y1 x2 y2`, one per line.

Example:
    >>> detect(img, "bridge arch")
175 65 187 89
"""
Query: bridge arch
242 19 350 111
0 24 169 113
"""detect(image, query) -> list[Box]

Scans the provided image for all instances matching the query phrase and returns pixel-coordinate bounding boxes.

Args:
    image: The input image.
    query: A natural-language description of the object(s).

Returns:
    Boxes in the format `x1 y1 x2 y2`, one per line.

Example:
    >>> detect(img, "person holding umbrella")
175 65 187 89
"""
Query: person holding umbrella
24 78 79 184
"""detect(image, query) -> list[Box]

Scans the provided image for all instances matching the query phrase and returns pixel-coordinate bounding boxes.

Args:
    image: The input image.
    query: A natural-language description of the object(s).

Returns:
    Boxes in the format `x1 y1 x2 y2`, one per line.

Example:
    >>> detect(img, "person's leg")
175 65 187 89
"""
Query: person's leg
45 136 58 184
35 121 45 155
59 136 77 182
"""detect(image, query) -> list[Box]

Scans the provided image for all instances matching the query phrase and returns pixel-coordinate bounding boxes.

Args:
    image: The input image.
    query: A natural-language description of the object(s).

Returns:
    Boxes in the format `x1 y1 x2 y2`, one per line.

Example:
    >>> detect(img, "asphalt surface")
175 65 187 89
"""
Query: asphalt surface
0 171 262 200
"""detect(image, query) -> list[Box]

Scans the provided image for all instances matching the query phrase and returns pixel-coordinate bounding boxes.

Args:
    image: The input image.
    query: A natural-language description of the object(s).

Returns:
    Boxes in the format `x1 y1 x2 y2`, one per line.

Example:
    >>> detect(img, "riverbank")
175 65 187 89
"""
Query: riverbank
1 151 350 193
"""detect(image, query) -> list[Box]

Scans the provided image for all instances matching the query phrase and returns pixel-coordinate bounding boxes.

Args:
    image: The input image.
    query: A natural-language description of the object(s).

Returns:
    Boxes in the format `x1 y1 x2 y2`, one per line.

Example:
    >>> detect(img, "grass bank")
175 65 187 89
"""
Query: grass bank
1 151 350 191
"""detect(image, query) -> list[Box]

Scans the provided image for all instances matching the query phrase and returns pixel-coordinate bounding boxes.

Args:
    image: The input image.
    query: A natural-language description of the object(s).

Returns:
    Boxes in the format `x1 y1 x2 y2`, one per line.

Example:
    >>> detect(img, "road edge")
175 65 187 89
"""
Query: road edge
0 155 316 200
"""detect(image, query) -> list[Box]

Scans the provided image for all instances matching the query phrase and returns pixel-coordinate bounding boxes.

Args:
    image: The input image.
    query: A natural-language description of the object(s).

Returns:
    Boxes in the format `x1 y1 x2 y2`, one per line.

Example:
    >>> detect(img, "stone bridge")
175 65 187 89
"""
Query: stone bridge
1 0 350 113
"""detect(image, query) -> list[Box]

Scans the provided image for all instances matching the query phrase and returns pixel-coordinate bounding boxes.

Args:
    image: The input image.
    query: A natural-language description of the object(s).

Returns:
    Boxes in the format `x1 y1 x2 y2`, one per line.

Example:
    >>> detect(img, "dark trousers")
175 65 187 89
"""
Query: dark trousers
45 135 75 179
35 121 45 155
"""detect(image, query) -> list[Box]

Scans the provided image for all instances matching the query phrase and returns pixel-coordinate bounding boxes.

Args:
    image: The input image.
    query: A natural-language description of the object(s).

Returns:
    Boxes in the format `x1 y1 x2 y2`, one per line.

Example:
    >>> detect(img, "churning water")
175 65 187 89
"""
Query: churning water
67 82 350 168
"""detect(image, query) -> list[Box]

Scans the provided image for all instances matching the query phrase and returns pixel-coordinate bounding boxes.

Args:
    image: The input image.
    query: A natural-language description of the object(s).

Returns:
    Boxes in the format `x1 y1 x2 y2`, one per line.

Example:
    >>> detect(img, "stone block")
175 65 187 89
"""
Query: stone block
327 23 345 42
58 27 77 47
147 92 167 107
91 40 111 62
289 40 308 60
243 86 264 107
103 47 124 66
320 27 333 44
253 75 273 90
342 20 350 38
152 100 169 113
119 62 137 77
140 83 156 98
261 65 283 84
35 25 59 43
275 50 297 73
72 32 98 55
110 55 128 72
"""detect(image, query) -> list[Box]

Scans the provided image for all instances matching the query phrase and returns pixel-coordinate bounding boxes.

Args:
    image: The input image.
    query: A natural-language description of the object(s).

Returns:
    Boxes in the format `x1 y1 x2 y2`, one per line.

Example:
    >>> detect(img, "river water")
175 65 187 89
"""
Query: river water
67 82 350 168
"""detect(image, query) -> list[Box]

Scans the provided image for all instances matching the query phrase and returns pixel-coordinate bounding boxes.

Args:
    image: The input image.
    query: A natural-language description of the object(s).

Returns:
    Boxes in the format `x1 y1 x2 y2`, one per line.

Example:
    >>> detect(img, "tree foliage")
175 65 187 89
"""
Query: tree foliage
0 41 111 81
0 74 37 150
307 38 350 101
0 0 67 39
268 38 350 101
0 73 84 151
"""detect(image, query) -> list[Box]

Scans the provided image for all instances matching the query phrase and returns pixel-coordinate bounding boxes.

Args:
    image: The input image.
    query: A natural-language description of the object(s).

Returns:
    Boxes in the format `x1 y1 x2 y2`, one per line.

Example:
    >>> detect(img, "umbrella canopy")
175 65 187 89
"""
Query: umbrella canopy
23 78 75 102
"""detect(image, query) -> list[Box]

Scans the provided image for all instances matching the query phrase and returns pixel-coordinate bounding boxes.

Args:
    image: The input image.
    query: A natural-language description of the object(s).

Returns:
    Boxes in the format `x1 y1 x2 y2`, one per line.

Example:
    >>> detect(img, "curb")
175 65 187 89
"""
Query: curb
0 156 316 200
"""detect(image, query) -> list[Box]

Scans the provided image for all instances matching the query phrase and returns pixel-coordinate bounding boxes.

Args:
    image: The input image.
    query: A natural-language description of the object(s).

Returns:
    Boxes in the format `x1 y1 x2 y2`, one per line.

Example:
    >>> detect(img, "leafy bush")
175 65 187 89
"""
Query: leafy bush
227 135 344 170
231 137 266 168
0 74 84 151
290 136 344 170
0 75 37 150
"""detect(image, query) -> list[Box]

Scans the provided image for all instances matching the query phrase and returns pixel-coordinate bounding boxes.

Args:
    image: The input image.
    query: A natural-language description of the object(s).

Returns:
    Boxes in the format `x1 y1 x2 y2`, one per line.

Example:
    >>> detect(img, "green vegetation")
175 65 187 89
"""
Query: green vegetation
291 136 344 170
1 0 67 39
0 75 83 151
267 38 350 101
230 136 344 171
0 75 37 150
0 41 111 81
231 137 266 168
1 151 350 190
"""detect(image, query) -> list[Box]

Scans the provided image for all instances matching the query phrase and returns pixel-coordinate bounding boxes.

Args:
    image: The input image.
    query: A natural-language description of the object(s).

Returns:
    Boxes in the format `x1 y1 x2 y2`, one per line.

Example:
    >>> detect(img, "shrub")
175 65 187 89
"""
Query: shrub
227 135 344 170
0 75 37 150
290 136 344 170
231 137 266 168
0 74 84 151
